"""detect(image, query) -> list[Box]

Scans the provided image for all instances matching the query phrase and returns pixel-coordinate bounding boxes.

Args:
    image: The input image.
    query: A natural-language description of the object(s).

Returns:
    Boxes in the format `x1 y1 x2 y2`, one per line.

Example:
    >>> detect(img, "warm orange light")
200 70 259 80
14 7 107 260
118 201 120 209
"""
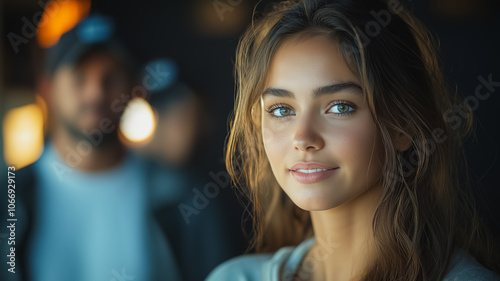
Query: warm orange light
3 104 45 169
37 0 91 48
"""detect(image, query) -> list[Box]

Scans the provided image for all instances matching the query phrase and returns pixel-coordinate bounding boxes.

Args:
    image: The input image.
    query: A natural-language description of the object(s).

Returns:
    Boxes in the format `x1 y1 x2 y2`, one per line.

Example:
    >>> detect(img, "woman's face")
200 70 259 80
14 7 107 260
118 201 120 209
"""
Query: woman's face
261 34 385 211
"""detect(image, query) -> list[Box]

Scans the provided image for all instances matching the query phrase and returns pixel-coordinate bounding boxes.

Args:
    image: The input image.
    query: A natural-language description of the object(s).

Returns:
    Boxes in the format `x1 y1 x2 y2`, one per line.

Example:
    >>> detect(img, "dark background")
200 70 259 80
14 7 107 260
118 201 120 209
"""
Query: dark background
1 0 499 243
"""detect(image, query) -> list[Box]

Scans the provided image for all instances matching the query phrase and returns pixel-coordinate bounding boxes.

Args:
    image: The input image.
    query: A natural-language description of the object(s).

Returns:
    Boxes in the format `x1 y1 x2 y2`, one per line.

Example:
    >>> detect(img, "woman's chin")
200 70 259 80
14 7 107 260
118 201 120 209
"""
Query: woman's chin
288 191 347 212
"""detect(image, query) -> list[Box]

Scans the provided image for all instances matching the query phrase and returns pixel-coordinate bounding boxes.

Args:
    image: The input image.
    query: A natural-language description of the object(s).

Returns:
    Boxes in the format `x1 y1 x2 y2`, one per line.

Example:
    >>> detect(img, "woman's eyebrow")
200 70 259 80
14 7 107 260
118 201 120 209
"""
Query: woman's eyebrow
262 82 363 98
262 88 293 98
313 82 362 97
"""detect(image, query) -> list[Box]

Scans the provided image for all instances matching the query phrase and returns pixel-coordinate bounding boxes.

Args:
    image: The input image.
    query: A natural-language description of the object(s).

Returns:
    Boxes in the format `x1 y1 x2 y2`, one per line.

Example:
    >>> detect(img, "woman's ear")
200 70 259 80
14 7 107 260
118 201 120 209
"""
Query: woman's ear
392 130 412 152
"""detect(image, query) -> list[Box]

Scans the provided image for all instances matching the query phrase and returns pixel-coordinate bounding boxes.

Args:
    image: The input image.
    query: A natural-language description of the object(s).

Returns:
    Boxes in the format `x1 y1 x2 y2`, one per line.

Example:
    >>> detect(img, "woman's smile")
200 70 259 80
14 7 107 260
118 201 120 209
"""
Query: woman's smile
289 162 339 184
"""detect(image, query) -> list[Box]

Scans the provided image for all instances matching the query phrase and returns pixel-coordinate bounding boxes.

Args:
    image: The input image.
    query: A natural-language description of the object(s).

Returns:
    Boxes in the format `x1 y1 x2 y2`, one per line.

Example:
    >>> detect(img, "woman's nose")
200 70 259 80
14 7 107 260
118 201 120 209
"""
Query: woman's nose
292 114 324 152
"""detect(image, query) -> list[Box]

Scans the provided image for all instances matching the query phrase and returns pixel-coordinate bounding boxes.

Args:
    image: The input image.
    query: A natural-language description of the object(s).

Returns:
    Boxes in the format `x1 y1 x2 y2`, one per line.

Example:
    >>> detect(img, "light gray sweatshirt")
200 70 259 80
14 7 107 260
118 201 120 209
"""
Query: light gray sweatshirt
206 237 500 281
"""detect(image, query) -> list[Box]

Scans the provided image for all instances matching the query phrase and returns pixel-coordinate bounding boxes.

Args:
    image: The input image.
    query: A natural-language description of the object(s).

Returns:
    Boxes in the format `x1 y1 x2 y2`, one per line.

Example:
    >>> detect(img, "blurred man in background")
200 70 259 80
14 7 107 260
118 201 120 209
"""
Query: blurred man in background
1 14 236 281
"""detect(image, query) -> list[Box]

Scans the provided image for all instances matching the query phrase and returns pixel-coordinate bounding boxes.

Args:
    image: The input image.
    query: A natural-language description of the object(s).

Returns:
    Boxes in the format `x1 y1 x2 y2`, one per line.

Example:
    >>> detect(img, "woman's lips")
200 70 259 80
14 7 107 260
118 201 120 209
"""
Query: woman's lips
289 163 338 184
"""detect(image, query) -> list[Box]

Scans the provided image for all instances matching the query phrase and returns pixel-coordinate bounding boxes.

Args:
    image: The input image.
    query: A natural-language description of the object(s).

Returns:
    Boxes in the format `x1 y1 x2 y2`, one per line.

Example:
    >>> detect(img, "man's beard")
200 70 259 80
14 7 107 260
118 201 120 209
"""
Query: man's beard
60 115 120 149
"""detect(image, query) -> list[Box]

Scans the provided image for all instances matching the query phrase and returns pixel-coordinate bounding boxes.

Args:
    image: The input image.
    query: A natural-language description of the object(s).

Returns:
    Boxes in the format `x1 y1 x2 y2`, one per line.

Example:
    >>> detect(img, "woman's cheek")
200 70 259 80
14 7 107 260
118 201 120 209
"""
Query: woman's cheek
324 120 376 171
262 124 292 184
339 123 382 186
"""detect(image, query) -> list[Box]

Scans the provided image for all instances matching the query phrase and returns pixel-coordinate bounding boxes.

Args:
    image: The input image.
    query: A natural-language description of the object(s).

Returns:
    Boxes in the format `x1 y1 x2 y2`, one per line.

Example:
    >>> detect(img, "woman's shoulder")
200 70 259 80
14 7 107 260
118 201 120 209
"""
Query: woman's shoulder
444 249 500 281
206 238 315 281
205 253 274 281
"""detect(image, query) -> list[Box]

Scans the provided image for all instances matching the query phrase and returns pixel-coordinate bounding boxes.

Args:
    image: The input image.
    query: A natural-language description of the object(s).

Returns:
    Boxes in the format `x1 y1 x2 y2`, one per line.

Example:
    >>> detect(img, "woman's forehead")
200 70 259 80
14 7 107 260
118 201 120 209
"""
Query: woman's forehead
264 34 360 96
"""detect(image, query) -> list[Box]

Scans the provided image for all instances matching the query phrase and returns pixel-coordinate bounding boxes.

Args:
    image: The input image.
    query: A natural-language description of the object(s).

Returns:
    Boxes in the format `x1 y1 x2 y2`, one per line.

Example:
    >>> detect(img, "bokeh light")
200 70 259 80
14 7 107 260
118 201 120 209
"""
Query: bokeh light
119 98 157 144
3 104 45 169
37 0 91 48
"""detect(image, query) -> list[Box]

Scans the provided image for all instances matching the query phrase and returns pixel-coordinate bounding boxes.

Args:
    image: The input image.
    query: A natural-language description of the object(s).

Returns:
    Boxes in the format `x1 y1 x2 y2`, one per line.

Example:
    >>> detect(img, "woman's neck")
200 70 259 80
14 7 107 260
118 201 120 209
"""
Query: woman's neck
305 184 383 281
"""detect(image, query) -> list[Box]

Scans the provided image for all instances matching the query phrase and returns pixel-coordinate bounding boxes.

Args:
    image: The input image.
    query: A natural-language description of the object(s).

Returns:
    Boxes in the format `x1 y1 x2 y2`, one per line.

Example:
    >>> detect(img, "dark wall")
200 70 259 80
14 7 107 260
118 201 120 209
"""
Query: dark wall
2 0 499 240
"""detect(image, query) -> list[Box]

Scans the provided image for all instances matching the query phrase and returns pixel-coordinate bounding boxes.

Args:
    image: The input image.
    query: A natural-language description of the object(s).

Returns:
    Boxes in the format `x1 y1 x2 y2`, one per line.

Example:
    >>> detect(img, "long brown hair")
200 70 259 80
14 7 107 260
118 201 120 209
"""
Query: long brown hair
225 0 500 280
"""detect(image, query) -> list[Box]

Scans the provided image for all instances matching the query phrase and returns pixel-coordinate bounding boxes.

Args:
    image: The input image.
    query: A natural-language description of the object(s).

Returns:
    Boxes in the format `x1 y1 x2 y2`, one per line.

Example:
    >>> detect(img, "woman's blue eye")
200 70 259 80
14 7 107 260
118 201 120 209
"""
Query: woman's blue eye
272 107 295 117
329 103 354 114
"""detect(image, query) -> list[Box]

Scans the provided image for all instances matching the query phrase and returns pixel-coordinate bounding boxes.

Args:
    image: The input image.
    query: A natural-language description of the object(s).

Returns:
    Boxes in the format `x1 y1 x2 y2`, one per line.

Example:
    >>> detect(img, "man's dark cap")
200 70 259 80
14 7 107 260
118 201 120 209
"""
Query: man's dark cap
45 14 134 76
